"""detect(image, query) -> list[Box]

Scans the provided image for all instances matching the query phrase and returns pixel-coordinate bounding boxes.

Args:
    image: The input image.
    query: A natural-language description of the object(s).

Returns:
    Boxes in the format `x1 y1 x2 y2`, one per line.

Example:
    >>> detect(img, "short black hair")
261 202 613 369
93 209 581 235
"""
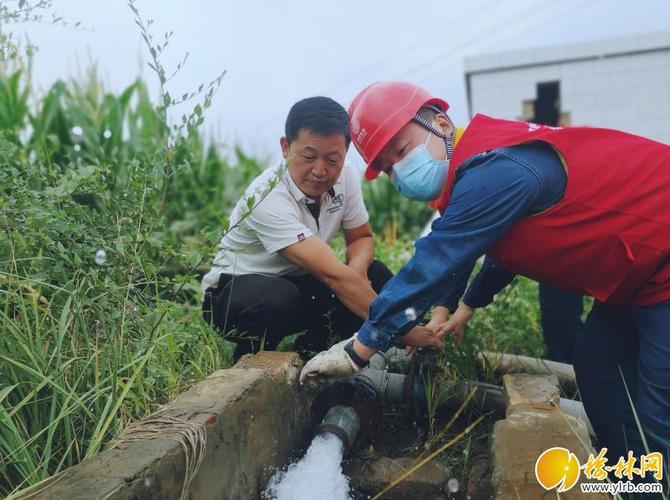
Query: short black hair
285 96 351 148
418 104 445 120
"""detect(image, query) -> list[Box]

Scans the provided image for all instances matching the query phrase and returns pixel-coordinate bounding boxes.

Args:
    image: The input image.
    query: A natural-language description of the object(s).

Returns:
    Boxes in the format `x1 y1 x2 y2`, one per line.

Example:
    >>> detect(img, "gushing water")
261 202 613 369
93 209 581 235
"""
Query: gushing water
265 433 351 500
94 249 107 266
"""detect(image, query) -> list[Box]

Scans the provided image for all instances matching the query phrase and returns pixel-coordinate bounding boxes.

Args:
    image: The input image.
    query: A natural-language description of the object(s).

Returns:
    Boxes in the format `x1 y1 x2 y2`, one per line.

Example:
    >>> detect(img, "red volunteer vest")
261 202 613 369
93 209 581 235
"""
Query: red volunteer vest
433 114 670 307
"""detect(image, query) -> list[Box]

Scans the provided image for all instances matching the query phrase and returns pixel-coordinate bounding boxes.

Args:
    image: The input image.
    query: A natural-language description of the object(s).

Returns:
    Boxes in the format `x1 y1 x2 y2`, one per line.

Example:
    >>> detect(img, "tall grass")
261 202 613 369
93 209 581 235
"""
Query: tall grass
0 35 265 492
0 281 224 491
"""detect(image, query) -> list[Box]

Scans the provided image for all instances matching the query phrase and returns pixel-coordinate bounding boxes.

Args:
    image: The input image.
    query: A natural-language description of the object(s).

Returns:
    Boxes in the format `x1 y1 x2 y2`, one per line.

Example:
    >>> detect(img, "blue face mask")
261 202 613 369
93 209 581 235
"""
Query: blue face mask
391 124 453 201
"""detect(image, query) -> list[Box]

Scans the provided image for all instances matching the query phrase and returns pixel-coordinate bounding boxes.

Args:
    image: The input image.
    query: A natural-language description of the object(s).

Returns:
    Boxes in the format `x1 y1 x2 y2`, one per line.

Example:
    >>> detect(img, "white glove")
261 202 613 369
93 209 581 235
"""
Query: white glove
299 335 360 384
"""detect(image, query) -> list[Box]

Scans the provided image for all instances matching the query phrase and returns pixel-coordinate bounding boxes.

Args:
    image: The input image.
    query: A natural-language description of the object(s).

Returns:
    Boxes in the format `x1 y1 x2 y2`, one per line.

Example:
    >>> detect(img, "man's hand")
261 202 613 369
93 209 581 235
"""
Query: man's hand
399 324 444 350
299 336 360 384
431 302 474 342
424 305 450 332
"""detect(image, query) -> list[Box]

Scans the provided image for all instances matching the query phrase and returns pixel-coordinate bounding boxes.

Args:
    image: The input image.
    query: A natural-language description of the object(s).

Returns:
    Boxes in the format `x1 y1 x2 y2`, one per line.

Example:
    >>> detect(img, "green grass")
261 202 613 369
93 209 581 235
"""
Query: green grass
0 273 229 494
0 49 244 494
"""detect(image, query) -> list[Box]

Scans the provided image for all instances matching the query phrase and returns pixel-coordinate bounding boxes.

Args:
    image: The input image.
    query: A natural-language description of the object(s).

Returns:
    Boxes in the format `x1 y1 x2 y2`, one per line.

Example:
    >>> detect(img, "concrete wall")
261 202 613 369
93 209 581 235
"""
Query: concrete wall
25 352 309 500
491 374 607 499
465 31 670 143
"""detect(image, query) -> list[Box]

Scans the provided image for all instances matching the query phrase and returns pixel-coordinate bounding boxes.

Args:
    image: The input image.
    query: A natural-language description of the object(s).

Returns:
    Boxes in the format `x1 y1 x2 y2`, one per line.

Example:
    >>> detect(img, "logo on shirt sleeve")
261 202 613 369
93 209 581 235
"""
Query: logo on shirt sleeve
297 233 306 241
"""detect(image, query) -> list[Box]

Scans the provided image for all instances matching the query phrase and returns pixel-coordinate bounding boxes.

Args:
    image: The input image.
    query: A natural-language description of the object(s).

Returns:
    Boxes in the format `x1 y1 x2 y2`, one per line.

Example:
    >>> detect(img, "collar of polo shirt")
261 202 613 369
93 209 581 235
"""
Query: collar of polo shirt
283 169 336 205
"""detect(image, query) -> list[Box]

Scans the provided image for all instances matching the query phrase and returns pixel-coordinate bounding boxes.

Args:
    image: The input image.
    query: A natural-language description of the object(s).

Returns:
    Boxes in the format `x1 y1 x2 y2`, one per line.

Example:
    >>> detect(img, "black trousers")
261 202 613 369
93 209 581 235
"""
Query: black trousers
202 260 393 361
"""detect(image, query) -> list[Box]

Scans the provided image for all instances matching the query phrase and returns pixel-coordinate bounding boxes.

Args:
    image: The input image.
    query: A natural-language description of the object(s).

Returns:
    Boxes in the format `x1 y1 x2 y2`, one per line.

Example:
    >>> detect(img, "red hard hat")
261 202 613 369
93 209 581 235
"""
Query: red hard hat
348 81 449 180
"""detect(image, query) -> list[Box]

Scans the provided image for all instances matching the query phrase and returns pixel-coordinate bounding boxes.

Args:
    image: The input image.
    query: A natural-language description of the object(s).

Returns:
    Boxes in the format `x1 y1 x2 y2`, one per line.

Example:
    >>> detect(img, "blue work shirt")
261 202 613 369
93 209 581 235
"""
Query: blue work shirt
357 140 567 350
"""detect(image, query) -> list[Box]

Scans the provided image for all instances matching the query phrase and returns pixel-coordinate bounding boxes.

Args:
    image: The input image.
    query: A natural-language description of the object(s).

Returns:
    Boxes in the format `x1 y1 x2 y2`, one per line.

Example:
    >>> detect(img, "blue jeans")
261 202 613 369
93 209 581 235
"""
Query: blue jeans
539 283 583 363
573 300 670 465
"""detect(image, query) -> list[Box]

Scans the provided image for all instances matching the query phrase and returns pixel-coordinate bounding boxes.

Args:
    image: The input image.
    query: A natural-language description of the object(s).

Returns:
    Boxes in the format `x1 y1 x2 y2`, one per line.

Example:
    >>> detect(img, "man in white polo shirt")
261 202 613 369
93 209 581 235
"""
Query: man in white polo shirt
202 96 440 361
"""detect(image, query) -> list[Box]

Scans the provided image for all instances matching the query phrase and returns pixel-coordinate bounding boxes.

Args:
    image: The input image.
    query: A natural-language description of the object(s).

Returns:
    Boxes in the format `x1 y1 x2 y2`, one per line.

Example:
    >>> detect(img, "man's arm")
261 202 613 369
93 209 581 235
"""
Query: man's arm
280 233 441 350
462 257 516 308
354 152 549 354
279 236 375 319
341 165 375 279
343 222 375 279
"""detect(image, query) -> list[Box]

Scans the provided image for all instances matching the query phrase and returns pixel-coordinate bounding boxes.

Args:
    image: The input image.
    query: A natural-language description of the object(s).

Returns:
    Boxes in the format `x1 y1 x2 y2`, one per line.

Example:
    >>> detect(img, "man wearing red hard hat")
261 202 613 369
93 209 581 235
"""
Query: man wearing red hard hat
301 81 670 465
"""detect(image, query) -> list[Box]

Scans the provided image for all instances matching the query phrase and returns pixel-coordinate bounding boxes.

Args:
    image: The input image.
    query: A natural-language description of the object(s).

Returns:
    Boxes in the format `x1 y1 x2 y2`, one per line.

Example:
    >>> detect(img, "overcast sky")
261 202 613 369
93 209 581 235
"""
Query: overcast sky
14 0 670 168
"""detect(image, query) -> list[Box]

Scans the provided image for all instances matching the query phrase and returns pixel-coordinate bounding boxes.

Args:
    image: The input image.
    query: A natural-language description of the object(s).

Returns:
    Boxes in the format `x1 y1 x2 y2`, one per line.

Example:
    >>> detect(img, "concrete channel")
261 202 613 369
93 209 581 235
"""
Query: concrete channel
20 351 605 499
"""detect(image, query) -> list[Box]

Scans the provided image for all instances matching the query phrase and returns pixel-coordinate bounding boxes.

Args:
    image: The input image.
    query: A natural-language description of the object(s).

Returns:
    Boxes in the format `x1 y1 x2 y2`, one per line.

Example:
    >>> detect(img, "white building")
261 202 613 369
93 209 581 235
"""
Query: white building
464 31 670 143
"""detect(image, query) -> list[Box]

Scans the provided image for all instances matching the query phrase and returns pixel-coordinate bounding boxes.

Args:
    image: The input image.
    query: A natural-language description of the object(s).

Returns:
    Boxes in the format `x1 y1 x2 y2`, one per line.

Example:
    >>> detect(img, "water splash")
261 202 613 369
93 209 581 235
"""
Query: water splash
447 477 460 494
404 307 417 321
94 249 107 266
265 433 351 500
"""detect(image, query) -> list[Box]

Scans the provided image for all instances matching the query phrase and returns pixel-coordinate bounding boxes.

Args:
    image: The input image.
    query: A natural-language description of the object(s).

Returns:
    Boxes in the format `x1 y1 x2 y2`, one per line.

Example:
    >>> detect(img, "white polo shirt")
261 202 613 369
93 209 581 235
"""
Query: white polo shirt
201 163 369 293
